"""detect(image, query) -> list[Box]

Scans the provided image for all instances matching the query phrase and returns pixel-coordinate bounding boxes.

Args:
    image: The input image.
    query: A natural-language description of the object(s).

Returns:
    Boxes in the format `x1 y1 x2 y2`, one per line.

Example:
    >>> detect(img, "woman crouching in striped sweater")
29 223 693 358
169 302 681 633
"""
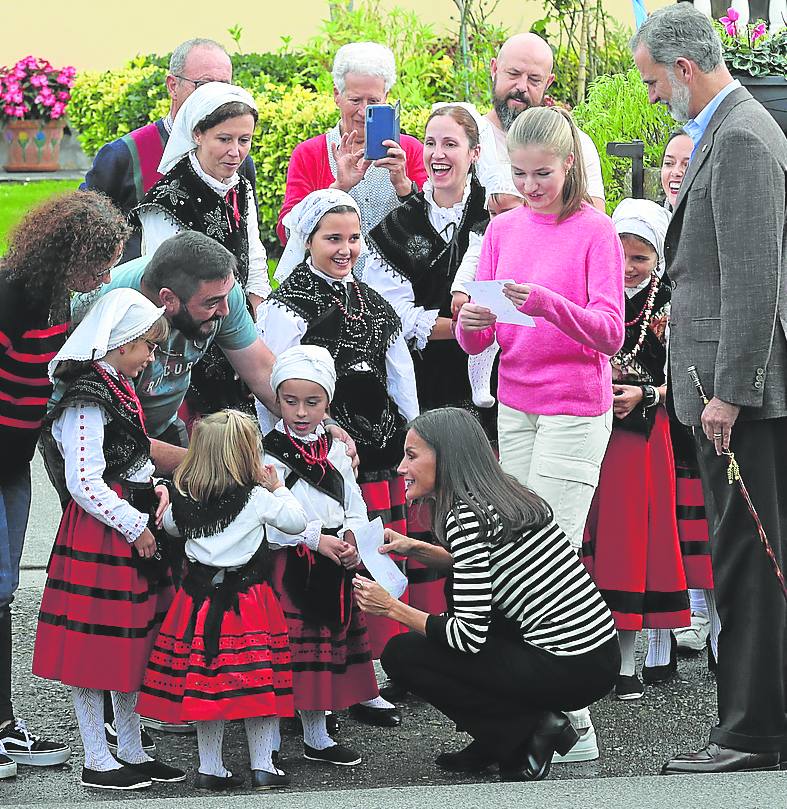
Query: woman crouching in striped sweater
354 407 620 782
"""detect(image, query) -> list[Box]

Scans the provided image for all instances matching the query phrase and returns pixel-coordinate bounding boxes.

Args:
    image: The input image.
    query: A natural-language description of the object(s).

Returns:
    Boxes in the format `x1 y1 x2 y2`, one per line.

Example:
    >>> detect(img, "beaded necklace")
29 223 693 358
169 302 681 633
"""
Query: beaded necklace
328 279 367 322
284 422 330 468
614 273 660 375
91 361 147 433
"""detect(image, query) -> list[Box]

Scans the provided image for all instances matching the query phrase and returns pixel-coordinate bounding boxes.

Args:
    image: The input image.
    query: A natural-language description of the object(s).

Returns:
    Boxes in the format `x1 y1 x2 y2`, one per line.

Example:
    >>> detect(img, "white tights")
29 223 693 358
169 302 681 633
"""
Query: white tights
196 717 281 776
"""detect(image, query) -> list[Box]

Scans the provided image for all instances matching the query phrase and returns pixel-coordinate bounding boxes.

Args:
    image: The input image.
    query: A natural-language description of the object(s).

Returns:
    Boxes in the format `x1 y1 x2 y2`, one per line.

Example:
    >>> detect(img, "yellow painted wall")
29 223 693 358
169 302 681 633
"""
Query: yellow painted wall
3 0 671 73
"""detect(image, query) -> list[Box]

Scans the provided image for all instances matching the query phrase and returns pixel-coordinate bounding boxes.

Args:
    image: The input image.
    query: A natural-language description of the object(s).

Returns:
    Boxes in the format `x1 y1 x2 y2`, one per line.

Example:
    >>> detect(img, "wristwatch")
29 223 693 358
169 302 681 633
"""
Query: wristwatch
641 384 659 409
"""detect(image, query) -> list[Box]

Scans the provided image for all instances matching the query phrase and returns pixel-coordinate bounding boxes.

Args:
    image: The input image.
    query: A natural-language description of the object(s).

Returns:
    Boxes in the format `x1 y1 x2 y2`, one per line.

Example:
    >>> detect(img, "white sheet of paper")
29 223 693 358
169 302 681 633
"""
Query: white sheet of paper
465 279 536 327
354 517 408 599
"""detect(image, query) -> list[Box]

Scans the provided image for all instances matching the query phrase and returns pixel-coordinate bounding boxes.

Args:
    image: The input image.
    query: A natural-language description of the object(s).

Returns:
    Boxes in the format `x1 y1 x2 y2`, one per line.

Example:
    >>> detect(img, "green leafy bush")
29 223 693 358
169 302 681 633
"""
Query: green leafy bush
573 68 675 213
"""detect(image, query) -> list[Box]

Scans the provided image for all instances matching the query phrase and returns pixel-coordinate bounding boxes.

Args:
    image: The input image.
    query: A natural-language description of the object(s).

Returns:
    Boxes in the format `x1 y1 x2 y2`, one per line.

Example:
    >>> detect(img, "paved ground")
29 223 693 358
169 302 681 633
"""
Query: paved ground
8 458 784 805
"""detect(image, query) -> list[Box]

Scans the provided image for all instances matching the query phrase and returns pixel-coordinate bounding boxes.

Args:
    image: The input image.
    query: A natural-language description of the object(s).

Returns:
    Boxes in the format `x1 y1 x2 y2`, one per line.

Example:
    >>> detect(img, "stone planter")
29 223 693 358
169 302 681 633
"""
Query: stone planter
736 75 787 137
2 119 66 172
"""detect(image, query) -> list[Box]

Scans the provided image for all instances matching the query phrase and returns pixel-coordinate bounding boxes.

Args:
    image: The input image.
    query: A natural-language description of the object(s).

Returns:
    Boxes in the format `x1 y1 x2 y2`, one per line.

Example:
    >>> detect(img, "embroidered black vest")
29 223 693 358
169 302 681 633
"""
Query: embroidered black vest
46 368 151 482
367 178 489 317
268 263 405 473
132 156 250 286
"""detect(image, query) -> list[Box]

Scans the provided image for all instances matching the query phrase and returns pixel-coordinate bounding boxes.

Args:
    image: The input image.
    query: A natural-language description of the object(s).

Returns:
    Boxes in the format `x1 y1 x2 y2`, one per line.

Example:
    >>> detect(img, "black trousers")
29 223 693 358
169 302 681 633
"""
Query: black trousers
695 417 787 753
381 623 619 761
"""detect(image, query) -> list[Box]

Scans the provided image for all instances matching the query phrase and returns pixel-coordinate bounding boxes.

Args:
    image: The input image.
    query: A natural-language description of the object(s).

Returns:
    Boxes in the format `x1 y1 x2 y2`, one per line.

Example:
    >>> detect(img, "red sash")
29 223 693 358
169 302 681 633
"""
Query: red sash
122 122 166 202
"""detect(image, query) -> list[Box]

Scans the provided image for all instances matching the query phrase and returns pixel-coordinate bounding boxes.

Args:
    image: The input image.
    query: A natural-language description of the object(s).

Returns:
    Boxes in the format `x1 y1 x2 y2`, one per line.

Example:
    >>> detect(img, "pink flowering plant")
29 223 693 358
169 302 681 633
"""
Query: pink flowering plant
716 9 787 77
0 56 76 124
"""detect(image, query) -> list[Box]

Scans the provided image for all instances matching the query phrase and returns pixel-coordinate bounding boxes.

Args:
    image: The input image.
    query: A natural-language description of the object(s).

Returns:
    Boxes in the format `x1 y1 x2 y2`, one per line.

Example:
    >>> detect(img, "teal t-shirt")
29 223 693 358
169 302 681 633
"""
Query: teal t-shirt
51 256 257 437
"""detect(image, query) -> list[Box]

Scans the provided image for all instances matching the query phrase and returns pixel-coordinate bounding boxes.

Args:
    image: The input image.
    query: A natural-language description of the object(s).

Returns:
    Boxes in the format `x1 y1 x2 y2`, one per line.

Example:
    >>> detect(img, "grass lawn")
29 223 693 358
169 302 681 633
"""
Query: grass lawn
0 180 80 252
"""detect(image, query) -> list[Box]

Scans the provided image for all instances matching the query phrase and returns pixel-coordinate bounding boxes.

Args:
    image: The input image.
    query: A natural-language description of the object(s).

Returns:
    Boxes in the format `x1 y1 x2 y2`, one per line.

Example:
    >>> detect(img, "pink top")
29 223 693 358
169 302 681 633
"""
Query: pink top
457 203 625 417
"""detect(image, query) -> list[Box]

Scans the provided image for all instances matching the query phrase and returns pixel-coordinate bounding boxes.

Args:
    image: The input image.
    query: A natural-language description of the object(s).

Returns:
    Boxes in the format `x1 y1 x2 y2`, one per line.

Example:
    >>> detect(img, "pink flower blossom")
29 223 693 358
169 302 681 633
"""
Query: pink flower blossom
29 73 48 87
720 7 740 37
56 90 70 101
751 22 767 43
50 101 66 118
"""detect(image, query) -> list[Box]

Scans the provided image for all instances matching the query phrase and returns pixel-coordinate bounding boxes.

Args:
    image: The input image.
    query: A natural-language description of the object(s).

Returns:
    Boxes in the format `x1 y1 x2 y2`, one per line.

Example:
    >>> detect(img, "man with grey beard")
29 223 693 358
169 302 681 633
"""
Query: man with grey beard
483 33 606 211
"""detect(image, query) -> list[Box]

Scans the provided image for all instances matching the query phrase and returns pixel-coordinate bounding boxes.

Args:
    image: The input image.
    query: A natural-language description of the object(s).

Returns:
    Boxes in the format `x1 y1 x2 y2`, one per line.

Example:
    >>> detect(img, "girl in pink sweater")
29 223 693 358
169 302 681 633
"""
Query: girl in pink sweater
457 105 624 762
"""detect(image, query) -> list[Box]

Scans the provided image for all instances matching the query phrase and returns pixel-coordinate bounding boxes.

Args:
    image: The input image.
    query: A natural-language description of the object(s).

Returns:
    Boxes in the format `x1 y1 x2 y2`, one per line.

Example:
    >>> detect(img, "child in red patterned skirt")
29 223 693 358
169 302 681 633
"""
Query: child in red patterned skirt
136 409 307 792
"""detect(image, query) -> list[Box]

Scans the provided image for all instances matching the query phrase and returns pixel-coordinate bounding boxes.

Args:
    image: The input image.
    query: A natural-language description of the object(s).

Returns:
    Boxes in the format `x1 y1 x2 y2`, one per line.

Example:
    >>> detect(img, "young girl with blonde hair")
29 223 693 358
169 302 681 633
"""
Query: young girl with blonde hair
457 105 625 763
136 410 307 792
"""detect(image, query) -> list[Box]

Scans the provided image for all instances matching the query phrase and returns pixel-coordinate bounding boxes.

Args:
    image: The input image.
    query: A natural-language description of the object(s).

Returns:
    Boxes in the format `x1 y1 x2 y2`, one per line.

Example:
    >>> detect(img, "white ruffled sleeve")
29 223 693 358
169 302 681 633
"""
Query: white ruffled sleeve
385 333 419 421
244 183 271 299
364 253 439 349
332 440 369 538
450 230 483 295
56 403 149 542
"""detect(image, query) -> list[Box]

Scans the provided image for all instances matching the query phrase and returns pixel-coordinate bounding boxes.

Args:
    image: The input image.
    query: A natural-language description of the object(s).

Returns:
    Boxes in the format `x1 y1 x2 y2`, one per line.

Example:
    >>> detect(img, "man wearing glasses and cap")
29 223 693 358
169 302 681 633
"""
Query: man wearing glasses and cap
82 38 257 262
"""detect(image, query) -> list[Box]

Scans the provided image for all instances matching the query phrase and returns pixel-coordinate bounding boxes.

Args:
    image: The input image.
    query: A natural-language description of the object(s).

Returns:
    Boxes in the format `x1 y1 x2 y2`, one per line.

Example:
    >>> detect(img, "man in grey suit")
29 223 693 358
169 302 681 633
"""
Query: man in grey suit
633 3 787 775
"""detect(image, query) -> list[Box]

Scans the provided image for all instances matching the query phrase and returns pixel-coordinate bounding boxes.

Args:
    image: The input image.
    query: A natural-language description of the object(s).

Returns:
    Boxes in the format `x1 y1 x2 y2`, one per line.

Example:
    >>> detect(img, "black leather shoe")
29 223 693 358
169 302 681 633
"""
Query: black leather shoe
435 740 495 773
349 703 401 728
117 758 186 782
780 753 787 771
643 633 678 684
521 711 579 781
195 771 245 790
661 743 779 774
378 678 408 702
251 768 290 790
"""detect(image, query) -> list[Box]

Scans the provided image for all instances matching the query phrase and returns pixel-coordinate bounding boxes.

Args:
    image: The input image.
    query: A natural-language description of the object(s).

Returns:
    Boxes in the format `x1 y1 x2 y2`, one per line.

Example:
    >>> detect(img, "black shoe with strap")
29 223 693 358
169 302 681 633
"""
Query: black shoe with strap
195 770 245 791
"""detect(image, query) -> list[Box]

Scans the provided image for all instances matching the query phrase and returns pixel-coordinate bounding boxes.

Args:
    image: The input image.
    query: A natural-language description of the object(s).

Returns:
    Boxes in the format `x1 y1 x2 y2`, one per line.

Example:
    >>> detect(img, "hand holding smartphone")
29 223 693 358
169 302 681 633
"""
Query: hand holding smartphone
364 101 401 161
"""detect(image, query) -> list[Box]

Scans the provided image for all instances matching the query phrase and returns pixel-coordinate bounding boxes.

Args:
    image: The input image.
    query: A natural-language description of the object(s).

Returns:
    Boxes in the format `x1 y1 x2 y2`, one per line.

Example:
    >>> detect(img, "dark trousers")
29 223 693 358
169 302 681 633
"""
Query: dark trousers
381 625 619 761
695 418 787 753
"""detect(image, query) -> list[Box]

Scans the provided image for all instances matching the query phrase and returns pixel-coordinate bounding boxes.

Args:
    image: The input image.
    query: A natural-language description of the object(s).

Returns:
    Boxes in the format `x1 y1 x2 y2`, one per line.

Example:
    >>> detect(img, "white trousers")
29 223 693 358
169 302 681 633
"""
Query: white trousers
498 404 613 729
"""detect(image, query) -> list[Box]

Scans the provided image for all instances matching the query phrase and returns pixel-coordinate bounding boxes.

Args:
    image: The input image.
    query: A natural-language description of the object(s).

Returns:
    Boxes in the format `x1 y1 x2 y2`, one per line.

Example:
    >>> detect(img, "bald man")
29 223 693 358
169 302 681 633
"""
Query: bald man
484 33 605 210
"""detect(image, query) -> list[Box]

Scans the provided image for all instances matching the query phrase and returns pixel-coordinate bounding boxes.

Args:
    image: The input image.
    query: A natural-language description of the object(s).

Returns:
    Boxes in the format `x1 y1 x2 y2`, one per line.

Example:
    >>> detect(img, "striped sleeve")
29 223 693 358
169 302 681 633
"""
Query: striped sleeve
426 507 492 654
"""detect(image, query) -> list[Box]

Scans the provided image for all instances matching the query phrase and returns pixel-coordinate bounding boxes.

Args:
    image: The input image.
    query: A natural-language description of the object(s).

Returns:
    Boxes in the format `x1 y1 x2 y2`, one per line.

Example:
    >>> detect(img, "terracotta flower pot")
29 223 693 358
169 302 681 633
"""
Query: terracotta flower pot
3 119 66 172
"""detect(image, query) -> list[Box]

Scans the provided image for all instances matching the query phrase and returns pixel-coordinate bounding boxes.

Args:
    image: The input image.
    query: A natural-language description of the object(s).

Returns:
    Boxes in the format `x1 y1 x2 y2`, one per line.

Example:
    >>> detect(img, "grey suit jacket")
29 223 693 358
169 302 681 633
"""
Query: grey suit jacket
665 86 787 426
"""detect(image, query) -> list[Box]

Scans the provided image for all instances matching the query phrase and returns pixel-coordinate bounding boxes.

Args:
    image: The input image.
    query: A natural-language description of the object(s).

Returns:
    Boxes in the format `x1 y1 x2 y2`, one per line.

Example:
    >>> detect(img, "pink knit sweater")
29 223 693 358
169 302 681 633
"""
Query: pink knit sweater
457 203 625 417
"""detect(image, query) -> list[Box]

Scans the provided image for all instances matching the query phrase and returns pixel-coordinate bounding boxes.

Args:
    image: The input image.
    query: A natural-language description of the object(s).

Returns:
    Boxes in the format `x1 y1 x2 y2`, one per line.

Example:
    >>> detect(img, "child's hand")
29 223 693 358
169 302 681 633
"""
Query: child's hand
612 384 644 419
153 483 169 529
338 530 360 569
133 527 158 559
451 291 469 318
317 534 349 566
258 464 282 492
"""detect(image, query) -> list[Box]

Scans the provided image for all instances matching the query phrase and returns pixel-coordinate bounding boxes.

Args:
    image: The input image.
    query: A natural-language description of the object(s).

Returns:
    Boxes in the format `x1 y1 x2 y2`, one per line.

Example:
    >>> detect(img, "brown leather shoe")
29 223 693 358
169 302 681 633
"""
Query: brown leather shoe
661 743 779 774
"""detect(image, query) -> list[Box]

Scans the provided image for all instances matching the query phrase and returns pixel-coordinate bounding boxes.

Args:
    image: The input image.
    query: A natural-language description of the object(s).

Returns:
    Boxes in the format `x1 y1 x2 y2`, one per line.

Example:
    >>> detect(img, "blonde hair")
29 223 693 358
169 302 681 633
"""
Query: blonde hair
506 106 589 222
173 409 263 501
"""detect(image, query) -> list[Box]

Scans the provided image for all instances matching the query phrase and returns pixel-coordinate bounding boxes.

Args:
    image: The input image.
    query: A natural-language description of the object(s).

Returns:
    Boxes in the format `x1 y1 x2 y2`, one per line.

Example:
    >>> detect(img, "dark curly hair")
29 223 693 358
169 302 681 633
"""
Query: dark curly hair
2 190 130 321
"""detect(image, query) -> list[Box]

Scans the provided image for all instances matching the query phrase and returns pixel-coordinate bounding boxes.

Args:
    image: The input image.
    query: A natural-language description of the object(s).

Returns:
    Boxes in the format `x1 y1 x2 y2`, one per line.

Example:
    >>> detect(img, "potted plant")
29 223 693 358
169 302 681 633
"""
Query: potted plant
717 8 787 134
1 56 76 172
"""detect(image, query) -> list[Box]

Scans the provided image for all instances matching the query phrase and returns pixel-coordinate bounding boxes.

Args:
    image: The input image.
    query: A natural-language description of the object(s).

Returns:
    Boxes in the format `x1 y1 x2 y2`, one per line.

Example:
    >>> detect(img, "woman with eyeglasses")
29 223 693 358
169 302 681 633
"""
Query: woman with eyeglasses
132 82 269 420
0 191 128 781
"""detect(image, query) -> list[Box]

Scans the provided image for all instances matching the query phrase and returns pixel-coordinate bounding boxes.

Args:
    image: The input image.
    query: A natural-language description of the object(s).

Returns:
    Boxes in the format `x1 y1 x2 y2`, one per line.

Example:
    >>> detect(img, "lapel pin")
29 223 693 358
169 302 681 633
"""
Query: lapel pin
701 144 708 152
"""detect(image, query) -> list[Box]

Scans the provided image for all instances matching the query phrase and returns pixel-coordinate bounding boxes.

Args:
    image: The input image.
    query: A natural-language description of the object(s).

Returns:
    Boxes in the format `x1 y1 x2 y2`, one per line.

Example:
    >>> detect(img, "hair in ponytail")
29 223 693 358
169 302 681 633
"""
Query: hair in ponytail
506 106 590 222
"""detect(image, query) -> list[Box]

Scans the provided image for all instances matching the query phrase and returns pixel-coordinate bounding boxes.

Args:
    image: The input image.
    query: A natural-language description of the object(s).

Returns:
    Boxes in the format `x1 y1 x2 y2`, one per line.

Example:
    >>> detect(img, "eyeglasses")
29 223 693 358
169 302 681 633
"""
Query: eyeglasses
142 340 158 356
173 75 222 90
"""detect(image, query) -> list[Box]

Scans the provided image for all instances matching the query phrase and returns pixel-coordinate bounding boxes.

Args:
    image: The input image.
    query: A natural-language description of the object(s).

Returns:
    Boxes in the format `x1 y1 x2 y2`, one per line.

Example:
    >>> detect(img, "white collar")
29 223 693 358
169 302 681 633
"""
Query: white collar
274 419 327 443
625 275 653 298
422 175 472 215
307 257 353 287
188 151 240 196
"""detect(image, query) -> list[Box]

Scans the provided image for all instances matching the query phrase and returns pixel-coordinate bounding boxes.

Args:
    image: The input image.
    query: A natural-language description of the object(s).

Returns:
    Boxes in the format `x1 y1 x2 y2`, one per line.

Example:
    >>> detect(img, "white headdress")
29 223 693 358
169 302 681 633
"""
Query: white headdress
158 82 258 175
483 167 524 209
275 189 364 284
48 288 165 381
270 345 337 401
612 198 672 277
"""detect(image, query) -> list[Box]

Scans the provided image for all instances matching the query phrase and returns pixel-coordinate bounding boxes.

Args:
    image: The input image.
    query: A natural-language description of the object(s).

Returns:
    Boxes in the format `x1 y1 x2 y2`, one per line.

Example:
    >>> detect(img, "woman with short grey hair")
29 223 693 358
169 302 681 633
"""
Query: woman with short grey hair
276 42 427 280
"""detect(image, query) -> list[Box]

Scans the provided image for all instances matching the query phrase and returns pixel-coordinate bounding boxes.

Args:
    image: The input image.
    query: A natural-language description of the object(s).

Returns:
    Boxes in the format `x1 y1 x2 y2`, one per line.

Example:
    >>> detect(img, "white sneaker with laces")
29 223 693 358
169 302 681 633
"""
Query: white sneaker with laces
673 612 710 653
0 718 71 766
551 725 599 763
0 739 17 779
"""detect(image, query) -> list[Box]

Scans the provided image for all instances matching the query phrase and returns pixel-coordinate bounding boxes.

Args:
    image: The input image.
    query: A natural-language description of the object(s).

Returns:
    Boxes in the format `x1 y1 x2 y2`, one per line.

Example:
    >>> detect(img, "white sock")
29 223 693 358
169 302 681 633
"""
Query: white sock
618 630 638 676
72 687 121 772
703 588 721 660
196 720 228 777
300 709 335 750
359 695 395 709
688 588 707 614
271 719 281 755
645 629 672 667
110 690 151 765
245 716 281 774
469 342 499 408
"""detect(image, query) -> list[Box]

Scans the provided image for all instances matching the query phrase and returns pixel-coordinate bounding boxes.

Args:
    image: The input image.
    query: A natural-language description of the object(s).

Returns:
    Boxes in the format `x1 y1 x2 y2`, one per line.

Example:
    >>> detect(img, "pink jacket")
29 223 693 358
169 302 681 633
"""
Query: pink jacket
457 203 625 417
277 132 428 244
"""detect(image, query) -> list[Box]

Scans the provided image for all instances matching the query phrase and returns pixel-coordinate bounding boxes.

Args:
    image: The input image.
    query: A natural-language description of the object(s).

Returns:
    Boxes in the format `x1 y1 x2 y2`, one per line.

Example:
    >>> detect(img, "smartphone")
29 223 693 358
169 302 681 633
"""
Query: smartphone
364 101 401 161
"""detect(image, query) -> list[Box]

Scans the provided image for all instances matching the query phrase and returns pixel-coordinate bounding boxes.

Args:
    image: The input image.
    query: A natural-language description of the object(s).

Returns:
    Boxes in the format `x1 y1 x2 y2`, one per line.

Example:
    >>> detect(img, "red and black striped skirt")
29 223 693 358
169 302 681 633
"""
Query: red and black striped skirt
136 581 294 722
32 499 173 693
582 408 690 631
405 500 449 616
270 549 378 711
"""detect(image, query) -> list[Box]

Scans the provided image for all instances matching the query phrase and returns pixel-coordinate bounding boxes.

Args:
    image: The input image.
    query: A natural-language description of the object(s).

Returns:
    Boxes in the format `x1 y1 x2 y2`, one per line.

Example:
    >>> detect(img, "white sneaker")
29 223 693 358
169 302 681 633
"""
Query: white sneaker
551 725 599 763
673 612 710 652
0 740 17 779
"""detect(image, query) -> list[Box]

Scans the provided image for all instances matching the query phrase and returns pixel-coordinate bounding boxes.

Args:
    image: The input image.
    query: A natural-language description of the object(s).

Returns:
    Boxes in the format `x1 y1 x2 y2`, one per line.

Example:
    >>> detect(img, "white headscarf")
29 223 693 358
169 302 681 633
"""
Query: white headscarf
612 198 672 278
275 189 364 284
158 82 258 175
48 289 165 381
483 167 524 209
271 345 337 401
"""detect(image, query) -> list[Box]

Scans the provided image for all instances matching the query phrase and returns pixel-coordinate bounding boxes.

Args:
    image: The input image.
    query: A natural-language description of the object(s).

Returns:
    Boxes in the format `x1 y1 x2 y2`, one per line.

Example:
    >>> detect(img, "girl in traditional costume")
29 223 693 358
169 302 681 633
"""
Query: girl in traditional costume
582 198 690 700
257 190 416 717
32 289 183 791
133 82 268 417
263 345 384 765
135 409 306 791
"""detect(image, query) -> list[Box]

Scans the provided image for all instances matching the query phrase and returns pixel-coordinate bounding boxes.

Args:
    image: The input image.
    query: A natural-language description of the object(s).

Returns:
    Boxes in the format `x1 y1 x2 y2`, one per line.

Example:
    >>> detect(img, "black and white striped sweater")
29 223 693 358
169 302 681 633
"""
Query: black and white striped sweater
425 502 616 656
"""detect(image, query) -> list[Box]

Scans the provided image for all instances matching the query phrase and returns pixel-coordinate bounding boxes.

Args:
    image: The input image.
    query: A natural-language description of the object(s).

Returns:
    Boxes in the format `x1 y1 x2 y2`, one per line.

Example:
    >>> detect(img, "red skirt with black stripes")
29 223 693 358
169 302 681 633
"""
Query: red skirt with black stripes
136 580 294 722
32 498 173 693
